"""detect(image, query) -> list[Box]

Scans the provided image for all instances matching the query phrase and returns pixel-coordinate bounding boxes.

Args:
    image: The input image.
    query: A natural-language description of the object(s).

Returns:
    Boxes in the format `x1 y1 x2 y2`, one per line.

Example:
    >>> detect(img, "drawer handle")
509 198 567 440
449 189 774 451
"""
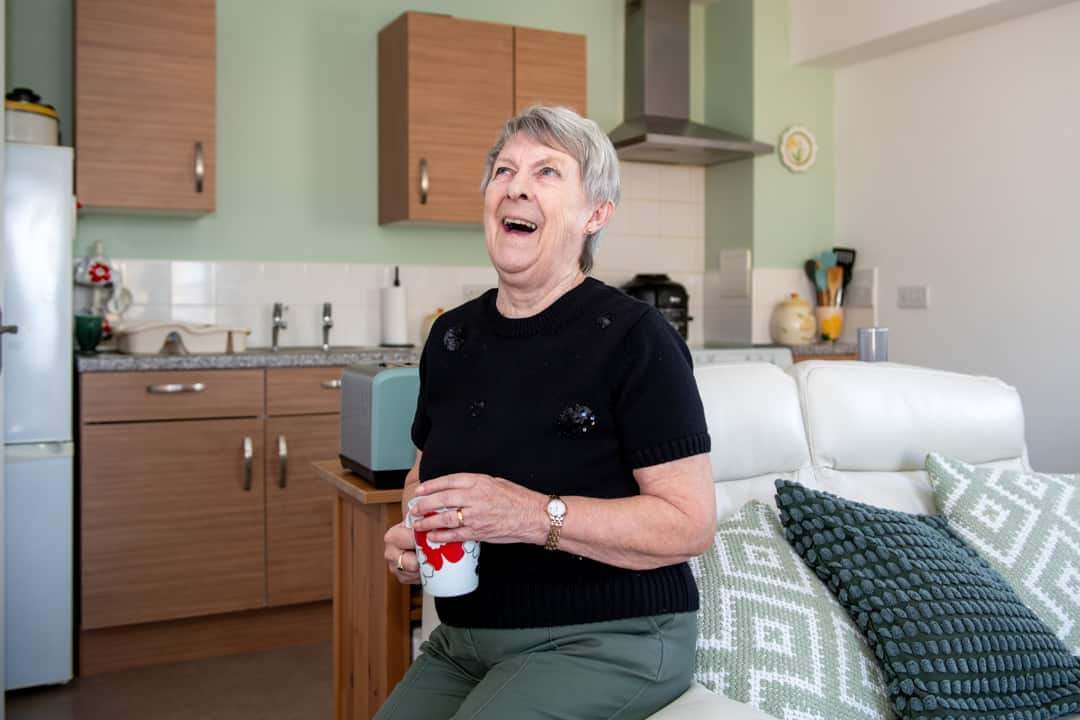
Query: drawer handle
278 434 288 489
194 141 205 193
419 158 429 204
146 382 206 394
242 436 253 491
321 379 342 390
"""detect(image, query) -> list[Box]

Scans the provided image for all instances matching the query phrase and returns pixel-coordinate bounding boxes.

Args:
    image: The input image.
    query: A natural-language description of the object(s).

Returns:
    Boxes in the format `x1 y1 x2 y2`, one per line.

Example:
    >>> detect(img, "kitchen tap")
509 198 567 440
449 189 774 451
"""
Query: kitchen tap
321 302 334 352
272 302 288 351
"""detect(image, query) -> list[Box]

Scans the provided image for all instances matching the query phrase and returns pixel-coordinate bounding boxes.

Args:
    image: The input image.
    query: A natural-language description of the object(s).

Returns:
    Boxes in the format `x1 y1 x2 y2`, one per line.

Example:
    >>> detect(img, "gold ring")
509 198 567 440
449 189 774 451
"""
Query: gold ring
456 508 465 528
396 552 406 572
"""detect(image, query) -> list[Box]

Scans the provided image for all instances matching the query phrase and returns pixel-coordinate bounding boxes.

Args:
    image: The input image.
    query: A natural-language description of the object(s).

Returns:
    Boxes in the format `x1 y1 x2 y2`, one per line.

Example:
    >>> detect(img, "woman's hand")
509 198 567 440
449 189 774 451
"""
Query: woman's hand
383 521 420 585
411 473 546 545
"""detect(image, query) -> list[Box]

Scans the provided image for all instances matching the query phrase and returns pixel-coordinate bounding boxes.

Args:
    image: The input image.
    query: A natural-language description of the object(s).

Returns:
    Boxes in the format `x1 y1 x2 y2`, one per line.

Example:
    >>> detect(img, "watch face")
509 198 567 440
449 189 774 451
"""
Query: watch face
548 498 567 518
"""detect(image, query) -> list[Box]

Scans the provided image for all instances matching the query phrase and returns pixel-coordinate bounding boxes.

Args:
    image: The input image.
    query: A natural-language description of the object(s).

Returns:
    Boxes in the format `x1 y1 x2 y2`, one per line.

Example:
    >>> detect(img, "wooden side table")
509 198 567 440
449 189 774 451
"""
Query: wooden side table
314 460 411 720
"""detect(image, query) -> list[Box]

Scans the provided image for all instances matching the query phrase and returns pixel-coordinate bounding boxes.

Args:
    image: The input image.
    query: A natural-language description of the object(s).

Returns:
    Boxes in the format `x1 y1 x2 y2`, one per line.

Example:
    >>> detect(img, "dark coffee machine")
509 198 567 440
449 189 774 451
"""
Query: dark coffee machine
620 274 691 340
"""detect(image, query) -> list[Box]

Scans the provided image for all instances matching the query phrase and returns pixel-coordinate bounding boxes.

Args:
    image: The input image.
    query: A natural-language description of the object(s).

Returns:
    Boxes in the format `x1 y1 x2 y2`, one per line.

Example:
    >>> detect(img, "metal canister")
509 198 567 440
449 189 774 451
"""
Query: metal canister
857 327 889 362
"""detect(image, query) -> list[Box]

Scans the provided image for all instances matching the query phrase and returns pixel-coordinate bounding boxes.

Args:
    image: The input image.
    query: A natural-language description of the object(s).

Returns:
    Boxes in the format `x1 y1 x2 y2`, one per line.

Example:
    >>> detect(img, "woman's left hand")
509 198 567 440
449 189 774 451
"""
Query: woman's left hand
410 473 545 545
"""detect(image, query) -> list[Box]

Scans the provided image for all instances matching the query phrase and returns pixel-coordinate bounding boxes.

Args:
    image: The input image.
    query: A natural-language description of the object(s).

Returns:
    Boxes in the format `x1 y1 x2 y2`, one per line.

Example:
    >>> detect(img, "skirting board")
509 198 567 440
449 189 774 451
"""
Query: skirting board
80 600 332 676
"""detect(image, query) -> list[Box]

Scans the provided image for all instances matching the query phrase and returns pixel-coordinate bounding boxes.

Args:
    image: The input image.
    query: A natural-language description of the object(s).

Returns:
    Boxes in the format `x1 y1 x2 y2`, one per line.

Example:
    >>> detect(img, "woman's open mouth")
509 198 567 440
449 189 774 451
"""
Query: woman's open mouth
501 217 538 236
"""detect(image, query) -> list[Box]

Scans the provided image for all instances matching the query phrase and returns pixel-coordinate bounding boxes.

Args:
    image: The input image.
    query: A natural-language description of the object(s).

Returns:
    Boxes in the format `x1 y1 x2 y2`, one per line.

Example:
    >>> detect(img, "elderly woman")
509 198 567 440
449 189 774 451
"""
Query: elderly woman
377 105 715 720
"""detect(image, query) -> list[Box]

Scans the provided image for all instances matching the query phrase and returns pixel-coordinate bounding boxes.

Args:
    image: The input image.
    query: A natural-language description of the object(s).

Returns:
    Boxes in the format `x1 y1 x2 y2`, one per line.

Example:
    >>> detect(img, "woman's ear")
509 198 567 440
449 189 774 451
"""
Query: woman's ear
584 200 615 236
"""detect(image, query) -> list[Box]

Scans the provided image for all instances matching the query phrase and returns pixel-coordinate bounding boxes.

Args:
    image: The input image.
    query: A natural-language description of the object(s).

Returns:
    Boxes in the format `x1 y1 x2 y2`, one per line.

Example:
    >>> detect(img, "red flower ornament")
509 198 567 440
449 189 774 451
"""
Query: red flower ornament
88 262 111 283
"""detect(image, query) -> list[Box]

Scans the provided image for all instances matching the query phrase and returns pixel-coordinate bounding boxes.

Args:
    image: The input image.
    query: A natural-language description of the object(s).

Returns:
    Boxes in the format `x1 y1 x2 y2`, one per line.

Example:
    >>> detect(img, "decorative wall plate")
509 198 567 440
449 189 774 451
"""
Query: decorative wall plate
779 126 817 173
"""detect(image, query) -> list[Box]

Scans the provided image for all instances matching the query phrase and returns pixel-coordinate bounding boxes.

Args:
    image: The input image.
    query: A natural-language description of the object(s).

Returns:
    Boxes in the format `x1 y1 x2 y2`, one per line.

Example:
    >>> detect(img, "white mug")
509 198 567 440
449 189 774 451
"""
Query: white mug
405 497 480 597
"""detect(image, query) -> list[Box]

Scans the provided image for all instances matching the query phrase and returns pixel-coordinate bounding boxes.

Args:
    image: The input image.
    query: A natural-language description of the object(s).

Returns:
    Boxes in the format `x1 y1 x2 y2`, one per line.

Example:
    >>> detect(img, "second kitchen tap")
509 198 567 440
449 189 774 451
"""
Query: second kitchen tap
321 302 334 352
271 302 288 351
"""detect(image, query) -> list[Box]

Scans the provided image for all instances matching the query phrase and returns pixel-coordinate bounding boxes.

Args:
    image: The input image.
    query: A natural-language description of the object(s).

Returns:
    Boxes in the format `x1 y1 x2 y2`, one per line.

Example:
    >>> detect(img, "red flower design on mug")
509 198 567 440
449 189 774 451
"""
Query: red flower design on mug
414 512 464 571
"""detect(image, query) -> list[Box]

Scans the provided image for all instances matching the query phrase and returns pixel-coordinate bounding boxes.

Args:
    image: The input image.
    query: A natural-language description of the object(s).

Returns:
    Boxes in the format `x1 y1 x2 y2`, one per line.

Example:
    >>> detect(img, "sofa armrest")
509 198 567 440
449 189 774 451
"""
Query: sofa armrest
647 683 775 720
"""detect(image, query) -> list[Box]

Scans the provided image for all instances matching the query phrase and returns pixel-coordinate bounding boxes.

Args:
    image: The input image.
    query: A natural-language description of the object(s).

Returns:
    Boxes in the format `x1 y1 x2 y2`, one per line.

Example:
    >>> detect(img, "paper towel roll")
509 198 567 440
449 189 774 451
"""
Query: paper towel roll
380 285 408 346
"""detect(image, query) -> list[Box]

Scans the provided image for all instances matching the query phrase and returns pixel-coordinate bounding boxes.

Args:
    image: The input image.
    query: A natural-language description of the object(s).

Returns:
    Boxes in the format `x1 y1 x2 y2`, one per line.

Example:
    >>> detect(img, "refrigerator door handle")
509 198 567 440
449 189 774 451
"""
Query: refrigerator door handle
0 306 19 374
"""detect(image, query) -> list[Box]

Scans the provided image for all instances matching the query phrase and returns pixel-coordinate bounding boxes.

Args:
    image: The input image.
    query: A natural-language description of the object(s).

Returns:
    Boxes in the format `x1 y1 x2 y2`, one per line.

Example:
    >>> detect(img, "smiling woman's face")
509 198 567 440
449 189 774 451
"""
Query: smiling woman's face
483 133 602 287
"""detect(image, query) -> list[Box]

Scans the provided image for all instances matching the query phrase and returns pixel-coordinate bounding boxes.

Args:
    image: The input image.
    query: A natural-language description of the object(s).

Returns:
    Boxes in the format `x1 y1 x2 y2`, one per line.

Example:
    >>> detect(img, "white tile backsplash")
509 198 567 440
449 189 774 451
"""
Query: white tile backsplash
171 261 215 305
111 164 716 349
116 259 171 305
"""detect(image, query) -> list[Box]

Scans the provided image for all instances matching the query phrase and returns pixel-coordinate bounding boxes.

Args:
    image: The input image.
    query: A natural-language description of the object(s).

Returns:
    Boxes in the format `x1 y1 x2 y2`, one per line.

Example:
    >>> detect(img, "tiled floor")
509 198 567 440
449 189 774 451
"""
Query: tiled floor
5 642 332 720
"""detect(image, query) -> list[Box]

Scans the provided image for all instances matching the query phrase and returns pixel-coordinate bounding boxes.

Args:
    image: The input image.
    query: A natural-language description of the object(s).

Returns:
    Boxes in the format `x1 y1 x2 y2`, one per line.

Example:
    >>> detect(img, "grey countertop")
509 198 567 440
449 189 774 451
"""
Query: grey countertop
77 341 855 373
692 342 857 355
76 346 417 372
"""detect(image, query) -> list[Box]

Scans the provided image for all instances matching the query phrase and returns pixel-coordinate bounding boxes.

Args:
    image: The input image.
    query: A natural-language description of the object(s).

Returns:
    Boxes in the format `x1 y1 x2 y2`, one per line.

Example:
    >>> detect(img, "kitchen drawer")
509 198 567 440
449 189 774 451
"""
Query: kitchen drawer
266 368 344 416
80 370 264 423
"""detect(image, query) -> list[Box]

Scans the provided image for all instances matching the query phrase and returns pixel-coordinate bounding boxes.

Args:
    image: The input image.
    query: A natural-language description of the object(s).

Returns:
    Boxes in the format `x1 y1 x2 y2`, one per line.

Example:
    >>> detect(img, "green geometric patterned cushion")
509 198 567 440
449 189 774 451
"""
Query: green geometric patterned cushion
774 479 1080 720
688 501 894 720
926 453 1080 656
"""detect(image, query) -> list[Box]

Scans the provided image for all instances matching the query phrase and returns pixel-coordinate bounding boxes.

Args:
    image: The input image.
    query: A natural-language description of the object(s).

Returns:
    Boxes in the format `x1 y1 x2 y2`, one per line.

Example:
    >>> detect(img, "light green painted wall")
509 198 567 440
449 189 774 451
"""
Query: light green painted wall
700 0 833 270
702 0 754 270
6 0 72 145
6 0 634 264
751 0 833 268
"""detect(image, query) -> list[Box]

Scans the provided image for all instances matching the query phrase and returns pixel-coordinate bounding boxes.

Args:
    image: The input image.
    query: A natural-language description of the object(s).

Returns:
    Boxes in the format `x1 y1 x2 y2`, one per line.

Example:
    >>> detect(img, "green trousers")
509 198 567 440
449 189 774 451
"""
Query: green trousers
374 612 696 720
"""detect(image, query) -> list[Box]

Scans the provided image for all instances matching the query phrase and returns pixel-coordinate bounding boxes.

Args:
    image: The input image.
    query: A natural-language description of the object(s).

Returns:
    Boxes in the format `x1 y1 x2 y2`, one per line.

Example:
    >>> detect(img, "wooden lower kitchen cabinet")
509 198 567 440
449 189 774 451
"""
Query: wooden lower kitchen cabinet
81 417 266 629
78 367 343 674
266 414 339 606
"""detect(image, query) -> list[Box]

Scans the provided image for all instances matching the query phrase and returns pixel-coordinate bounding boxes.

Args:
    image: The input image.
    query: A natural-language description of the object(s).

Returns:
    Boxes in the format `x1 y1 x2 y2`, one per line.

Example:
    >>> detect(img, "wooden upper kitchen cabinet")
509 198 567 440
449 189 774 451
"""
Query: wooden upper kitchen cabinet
378 14 587 225
513 27 587 115
81 417 265 629
379 13 513 225
74 0 216 212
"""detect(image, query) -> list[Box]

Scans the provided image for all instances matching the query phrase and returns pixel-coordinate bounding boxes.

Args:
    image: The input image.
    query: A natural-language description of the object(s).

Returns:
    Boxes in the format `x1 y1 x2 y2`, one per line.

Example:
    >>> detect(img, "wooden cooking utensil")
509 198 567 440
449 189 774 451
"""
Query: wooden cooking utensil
827 266 843 306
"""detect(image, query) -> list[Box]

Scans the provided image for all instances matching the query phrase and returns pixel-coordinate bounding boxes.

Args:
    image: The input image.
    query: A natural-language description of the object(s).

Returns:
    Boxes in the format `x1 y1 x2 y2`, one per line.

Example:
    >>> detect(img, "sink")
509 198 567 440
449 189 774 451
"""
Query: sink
245 345 377 354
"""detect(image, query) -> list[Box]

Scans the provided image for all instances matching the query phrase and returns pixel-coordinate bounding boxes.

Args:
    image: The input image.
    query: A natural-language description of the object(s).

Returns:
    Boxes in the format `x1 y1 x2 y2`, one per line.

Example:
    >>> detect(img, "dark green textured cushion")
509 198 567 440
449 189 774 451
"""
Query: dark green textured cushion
774 479 1080 720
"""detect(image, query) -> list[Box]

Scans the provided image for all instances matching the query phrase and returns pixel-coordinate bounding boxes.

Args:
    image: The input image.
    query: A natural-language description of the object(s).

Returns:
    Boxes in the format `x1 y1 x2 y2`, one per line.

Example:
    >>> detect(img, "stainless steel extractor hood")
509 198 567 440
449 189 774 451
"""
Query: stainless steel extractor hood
608 0 773 165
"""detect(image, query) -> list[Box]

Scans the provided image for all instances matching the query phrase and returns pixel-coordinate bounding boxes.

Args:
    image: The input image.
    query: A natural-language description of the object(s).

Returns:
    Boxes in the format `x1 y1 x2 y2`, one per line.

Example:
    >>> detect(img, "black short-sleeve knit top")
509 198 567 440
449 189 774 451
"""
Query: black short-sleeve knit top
412 277 711 629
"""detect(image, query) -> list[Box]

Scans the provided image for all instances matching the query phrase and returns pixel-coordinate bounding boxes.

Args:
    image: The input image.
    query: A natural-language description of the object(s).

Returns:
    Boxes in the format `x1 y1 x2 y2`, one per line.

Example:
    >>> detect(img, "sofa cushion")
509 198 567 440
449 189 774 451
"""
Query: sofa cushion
775 479 1080 720
688 501 892 720
791 362 1028 515
926 453 1080 655
694 363 812 520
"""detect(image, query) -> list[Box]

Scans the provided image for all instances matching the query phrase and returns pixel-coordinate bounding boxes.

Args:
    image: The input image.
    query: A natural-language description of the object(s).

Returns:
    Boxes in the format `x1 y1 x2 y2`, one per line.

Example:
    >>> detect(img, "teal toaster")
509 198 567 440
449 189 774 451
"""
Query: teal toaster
339 363 419 488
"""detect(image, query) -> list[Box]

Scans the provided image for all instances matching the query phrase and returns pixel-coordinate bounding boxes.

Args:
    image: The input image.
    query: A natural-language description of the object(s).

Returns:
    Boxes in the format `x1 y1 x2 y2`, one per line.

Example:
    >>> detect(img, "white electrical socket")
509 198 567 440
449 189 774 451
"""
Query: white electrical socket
897 285 930 309
846 285 873 308
843 267 876 309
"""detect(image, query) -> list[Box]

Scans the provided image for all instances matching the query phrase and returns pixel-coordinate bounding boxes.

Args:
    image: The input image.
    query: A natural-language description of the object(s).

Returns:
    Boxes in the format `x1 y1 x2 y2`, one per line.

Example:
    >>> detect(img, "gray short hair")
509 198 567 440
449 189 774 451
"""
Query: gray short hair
481 106 620 274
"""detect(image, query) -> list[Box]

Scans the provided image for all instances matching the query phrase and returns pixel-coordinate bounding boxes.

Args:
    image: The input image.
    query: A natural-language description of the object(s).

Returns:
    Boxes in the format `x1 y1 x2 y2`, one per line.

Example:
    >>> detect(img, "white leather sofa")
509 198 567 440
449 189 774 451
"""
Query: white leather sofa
421 361 1067 720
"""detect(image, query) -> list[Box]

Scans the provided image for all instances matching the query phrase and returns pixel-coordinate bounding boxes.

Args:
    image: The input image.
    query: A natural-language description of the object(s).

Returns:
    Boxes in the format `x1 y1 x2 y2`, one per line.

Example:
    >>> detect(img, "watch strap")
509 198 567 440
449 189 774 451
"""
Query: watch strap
544 495 565 551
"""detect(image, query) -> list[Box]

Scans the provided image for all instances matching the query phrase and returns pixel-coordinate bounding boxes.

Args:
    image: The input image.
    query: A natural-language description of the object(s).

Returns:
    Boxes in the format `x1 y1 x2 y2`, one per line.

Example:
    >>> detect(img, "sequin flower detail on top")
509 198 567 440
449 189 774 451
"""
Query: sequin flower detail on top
557 404 597 438
443 324 466 352
467 400 485 418
596 312 614 329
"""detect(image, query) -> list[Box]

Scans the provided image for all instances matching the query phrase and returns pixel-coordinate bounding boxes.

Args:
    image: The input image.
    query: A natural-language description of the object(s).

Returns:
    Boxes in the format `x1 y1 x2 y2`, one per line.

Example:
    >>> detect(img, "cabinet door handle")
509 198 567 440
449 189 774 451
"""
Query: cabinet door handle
242 436 254 491
419 158 429 204
146 382 206 394
321 379 342 390
278 434 288 489
194 141 205 193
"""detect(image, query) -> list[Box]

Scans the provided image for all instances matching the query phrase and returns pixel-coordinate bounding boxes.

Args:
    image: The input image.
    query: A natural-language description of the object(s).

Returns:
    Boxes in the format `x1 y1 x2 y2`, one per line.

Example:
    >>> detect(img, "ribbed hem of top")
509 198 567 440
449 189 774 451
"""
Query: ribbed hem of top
628 432 712 469
484 277 600 337
435 562 699 629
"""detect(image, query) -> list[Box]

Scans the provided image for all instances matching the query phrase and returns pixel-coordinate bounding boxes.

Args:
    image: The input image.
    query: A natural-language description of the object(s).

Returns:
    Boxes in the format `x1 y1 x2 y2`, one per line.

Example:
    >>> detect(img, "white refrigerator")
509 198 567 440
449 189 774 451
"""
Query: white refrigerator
2 143 75 689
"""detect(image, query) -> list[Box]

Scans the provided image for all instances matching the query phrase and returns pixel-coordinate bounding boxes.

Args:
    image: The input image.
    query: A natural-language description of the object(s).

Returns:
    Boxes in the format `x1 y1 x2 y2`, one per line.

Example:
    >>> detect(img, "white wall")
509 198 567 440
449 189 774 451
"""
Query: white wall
834 0 1080 471
790 0 1075 66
